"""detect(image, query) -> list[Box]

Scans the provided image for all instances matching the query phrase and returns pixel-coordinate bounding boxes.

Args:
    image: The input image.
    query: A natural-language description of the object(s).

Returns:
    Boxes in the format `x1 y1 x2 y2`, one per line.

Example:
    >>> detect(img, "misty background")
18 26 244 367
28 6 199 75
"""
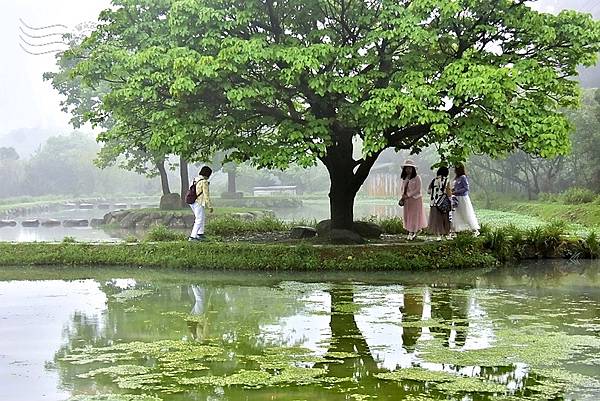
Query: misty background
0 0 599 199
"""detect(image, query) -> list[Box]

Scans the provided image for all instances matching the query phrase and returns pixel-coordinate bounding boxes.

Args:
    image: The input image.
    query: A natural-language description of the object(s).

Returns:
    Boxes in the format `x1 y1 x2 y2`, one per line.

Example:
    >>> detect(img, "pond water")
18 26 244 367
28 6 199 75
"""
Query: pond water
0 202 154 243
0 261 598 401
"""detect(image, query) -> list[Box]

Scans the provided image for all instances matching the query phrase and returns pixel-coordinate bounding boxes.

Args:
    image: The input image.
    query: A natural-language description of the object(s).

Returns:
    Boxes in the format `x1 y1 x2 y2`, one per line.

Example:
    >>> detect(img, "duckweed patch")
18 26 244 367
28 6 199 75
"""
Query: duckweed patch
435 377 507 394
111 289 153 303
375 368 456 383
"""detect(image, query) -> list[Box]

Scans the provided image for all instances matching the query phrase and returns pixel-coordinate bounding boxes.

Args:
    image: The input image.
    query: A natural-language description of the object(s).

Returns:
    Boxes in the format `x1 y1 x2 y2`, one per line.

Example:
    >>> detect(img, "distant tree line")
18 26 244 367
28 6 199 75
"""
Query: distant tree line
0 132 158 199
468 89 600 200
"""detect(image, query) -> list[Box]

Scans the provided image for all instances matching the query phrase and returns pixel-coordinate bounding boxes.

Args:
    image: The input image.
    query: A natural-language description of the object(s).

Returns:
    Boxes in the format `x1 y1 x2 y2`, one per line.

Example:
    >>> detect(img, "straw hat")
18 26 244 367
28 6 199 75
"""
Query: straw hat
402 159 418 168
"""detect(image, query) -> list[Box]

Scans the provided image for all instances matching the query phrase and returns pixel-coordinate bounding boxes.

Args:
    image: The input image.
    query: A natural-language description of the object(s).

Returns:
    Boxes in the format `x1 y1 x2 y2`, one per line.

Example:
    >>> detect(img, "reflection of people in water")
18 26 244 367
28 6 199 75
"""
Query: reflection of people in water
401 288 467 351
430 289 467 348
187 285 209 341
401 291 422 351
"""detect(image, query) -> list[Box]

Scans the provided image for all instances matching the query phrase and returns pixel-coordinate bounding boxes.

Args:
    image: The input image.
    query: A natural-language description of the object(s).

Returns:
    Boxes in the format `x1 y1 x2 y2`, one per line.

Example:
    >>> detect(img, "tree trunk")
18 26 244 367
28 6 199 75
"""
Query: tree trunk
323 127 381 231
227 170 236 193
179 156 189 207
155 158 171 195
329 176 358 230
324 130 360 230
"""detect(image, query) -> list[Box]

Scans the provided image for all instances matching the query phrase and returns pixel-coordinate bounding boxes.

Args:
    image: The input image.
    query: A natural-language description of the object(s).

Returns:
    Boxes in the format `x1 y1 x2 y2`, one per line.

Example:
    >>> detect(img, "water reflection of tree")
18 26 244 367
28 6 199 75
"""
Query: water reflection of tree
53 280 305 398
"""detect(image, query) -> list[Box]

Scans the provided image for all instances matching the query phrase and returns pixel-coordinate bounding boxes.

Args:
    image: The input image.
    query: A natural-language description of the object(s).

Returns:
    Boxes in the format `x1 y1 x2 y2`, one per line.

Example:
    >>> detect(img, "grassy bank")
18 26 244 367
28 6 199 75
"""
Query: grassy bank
1 223 597 270
0 241 495 271
496 202 600 230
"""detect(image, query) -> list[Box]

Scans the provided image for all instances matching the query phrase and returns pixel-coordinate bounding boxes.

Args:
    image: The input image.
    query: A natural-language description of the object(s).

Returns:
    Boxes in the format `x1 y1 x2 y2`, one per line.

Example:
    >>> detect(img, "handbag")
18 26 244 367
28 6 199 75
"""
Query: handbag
435 193 452 213
434 178 452 213
398 179 409 207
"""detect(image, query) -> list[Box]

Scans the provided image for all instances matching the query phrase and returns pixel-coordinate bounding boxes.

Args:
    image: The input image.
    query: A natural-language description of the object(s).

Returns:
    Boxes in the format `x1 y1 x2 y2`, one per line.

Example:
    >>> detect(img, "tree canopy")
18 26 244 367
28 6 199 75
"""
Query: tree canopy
65 0 600 229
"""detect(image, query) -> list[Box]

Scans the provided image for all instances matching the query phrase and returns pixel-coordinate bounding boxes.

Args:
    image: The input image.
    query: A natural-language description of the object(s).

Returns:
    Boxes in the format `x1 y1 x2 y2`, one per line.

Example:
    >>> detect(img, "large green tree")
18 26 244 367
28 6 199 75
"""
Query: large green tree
44 21 175 197
71 0 599 229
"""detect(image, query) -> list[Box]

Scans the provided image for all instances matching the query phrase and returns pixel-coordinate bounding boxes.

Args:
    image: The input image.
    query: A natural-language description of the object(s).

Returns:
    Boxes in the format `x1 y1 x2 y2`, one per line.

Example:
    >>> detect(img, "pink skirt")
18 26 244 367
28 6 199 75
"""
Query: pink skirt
403 197 428 233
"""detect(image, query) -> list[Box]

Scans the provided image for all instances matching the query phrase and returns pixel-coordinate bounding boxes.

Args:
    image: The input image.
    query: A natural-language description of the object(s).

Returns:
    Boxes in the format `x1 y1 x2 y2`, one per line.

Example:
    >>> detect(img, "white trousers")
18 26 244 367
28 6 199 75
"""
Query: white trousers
189 202 206 237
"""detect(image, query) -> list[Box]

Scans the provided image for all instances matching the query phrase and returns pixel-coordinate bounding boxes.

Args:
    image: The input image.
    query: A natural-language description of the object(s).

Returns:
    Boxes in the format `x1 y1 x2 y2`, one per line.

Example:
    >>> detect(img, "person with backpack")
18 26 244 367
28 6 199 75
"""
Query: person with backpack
398 159 427 240
427 166 452 240
187 166 213 241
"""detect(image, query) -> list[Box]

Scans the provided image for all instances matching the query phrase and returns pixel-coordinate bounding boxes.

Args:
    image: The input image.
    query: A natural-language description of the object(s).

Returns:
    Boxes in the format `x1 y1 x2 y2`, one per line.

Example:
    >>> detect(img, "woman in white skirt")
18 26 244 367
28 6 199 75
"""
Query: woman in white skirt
451 165 480 236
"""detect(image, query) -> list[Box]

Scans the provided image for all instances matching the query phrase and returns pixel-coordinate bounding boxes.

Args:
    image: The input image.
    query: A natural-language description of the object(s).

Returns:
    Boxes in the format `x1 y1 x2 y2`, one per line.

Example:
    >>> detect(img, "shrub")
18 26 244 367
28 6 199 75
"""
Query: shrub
578 231 600 259
483 228 510 261
62 236 77 243
124 235 140 243
376 217 407 235
206 216 290 236
537 192 560 203
561 187 596 204
145 224 187 242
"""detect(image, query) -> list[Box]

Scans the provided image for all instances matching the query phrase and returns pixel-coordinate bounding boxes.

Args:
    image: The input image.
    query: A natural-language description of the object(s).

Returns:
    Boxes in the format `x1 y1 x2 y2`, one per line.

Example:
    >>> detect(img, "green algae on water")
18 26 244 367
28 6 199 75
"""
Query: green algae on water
375 368 457 383
111 289 153 303
435 377 507 394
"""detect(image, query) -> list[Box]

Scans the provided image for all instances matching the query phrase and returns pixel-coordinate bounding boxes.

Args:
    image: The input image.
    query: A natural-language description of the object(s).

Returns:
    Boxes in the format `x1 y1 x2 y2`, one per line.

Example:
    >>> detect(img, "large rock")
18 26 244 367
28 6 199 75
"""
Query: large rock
316 220 332 237
329 229 365 244
290 226 317 239
352 221 384 239
183 214 195 227
119 212 147 229
316 219 383 239
159 193 182 210
90 218 105 227
231 212 255 221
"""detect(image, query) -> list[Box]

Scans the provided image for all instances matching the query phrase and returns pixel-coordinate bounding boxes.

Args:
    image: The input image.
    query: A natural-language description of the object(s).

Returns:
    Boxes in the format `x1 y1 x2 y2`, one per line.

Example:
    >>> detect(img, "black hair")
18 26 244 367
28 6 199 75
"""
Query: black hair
455 164 466 178
436 166 449 177
401 166 417 180
199 166 213 177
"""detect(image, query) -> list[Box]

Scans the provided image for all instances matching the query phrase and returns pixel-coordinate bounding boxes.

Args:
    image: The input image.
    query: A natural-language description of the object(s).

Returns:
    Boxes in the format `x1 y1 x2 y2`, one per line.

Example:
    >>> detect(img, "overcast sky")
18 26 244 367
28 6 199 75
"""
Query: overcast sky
0 0 598 147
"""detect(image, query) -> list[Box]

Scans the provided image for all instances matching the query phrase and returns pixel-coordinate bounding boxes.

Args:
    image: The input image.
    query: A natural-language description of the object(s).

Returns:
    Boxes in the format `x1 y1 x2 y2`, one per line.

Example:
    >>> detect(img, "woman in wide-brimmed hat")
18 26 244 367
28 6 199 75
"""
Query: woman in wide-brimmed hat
399 159 427 240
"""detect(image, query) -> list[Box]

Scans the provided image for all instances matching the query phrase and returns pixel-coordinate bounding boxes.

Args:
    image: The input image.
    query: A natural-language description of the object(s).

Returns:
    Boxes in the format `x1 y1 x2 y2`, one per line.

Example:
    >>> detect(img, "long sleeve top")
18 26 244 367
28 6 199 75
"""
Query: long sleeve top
194 176 212 208
428 176 451 206
400 176 423 199
453 175 470 196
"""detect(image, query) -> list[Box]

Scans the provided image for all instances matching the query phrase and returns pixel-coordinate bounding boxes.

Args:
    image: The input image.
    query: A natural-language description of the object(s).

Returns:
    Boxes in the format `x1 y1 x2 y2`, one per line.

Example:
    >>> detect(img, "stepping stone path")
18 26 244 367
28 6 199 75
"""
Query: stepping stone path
63 219 89 227
41 219 61 227
22 219 40 227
